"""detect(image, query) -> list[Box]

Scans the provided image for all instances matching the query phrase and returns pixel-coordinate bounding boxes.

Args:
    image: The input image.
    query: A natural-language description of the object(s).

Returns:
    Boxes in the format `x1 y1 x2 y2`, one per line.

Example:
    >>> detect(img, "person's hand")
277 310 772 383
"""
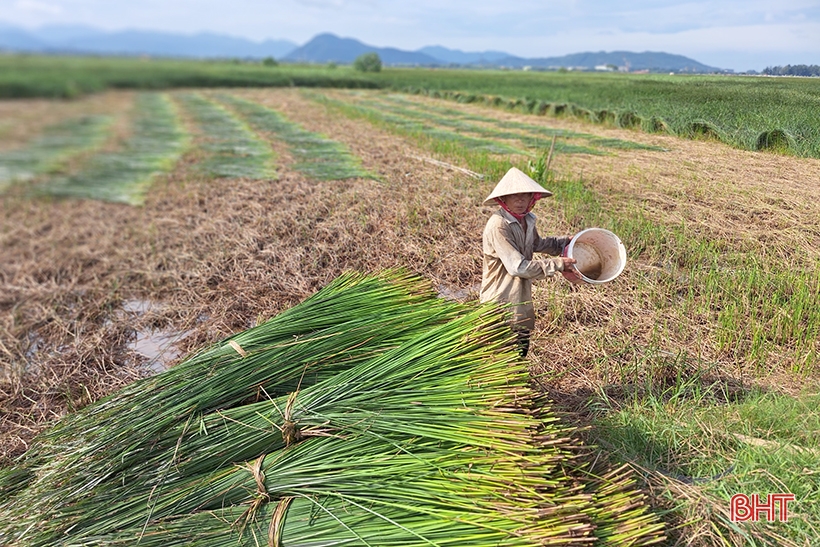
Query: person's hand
561 256 577 271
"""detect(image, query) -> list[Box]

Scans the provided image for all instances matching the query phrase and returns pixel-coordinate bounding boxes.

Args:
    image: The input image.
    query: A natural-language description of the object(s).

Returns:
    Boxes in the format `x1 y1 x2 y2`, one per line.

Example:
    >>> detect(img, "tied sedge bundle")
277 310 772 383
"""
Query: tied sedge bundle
0 271 666 547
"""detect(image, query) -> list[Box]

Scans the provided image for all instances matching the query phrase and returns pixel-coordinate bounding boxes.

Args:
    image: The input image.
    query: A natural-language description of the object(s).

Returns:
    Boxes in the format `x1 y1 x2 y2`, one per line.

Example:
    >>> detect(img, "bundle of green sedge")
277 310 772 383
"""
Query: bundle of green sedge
0 271 665 547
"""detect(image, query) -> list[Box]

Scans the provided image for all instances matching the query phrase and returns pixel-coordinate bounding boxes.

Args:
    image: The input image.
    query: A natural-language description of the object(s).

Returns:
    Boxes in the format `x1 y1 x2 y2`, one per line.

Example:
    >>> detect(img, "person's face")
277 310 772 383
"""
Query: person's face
501 193 533 215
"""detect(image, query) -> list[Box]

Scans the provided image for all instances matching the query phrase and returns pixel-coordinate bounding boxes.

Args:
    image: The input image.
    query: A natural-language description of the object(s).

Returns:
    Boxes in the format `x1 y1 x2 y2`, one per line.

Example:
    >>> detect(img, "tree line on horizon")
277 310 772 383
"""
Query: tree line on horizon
762 64 820 76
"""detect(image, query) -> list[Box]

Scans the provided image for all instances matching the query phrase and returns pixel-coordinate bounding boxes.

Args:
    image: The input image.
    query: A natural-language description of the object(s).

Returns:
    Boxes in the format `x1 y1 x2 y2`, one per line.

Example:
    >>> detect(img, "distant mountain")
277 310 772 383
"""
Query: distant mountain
493 50 719 72
284 33 440 65
417 45 509 65
26 24 106 43
0 24 298 59
284 33 721 72
0 25 48 51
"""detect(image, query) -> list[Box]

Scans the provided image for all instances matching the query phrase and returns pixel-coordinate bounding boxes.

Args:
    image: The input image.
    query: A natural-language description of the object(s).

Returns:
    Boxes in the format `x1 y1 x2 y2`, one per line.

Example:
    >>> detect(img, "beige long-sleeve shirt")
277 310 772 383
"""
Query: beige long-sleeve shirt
480 208 570 330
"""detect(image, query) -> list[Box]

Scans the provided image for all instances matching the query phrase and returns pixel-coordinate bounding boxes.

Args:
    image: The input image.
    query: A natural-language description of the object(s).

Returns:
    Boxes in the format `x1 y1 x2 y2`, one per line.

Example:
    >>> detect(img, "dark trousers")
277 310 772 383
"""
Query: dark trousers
515 329 531 358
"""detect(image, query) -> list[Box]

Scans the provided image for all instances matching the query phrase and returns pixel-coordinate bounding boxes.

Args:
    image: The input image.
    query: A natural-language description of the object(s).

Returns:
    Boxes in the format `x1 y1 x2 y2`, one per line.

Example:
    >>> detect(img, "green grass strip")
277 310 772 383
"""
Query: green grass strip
216 93 372 181
33 93 187 205
380 92 598 141
174 92 276 180
369 92 665 154
586 137 666 151
305 91 522 185
353 93 601 155
0 115 113 193
341 93 547 155
306 91 525 156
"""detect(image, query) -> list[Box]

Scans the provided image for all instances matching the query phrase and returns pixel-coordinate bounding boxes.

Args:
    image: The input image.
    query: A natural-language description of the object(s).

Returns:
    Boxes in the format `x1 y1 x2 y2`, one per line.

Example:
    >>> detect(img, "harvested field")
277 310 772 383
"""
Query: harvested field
0 88 487 458
2 87 819 545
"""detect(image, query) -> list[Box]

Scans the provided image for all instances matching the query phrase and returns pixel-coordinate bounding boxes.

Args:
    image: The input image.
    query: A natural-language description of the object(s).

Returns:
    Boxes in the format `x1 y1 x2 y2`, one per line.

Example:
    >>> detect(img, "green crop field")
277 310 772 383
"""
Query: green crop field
0 54 378 99
377 69 820 158
3 55 819 158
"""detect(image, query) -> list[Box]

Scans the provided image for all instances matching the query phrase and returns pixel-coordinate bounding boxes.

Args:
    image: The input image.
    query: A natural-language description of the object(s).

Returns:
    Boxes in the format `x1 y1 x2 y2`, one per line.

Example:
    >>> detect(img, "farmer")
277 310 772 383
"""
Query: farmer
480 167 575 357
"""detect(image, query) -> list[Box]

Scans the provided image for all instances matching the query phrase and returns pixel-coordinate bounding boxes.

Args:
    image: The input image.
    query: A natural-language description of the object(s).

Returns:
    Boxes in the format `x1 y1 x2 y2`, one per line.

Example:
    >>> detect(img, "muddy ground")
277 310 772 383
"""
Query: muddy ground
2 87 819 461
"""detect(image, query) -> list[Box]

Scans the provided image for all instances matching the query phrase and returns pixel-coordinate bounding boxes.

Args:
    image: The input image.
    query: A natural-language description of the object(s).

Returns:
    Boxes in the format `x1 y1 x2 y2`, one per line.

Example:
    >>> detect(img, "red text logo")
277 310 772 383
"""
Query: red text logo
730 493 795 522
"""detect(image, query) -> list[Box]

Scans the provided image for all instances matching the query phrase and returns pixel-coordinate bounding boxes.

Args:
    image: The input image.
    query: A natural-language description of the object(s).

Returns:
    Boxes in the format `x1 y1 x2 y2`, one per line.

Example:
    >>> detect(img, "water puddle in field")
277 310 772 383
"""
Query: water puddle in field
2 331 46 382
24 332 45 371
437 283 480 302
122 299 153 315
121 298 195 375
129 327 194 375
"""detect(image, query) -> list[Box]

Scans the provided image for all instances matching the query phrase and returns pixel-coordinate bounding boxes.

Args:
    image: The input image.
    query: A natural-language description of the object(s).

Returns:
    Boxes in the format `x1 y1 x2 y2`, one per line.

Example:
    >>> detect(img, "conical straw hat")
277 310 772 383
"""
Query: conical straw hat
482 167 553 206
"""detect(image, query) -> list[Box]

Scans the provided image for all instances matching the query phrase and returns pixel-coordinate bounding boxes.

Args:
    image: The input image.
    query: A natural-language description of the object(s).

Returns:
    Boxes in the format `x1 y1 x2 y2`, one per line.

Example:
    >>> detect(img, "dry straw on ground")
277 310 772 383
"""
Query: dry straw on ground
1 88 487 459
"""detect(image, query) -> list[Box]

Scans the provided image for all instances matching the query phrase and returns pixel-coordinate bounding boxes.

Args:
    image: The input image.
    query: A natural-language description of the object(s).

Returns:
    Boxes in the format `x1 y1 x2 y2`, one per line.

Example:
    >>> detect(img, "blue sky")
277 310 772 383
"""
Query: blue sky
1 0 818 71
